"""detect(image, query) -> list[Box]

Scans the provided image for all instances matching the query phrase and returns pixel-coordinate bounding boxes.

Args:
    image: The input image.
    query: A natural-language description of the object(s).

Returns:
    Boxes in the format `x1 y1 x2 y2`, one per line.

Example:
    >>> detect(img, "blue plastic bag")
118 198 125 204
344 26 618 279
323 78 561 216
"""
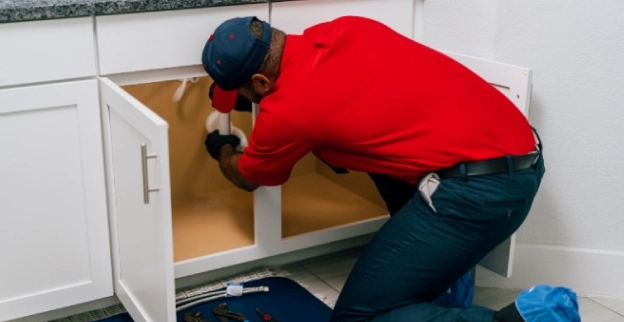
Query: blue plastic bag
516 284 581 322
432 270 475 309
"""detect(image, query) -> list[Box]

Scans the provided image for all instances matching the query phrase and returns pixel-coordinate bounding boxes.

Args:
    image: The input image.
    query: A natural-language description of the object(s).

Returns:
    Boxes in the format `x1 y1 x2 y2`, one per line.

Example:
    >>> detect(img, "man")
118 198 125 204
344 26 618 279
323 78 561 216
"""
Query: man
200 15 563 322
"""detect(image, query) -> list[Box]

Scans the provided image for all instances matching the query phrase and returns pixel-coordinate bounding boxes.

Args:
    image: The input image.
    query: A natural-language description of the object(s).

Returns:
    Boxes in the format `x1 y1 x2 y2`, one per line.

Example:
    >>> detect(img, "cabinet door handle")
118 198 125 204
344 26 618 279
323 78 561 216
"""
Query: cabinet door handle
141 143 159 204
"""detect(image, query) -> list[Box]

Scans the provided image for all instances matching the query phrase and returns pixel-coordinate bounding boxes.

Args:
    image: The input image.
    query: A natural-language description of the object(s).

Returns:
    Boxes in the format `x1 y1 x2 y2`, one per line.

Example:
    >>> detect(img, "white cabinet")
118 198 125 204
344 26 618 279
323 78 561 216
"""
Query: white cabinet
271 0 535 279
98 61 533 322
270 0 415 38
0 17 97 88
0 80 112 321
98 63 390 321
0 2 536 321
95 7 535 322
96 4 271 75
100 69 280 321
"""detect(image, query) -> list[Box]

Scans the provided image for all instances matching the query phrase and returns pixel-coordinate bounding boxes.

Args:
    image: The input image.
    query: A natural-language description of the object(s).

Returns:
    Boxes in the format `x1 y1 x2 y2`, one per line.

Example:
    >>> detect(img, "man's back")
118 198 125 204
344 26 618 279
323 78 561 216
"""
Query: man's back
242 16 535 185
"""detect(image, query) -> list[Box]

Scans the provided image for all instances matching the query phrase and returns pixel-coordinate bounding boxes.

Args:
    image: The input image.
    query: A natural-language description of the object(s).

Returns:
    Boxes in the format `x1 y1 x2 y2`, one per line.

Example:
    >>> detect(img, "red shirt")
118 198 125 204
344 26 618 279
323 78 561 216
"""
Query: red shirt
238 16 535 186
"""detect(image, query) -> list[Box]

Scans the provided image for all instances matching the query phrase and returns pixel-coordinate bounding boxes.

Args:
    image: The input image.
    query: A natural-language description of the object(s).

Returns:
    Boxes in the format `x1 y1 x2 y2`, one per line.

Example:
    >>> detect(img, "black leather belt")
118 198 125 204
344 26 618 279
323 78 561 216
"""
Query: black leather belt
437 153 539 179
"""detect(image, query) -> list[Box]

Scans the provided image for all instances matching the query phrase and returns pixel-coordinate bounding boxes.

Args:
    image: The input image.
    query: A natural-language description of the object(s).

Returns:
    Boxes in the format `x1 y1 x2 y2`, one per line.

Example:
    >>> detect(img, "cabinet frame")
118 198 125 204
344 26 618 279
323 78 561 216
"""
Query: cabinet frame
99 62 393 321
97 3 534 321
99 67 279 322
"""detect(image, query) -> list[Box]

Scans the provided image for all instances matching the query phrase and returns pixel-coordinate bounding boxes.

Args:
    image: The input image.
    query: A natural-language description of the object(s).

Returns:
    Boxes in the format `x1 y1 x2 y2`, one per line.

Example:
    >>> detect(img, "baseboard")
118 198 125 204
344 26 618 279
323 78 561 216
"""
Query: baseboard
475 243 624 299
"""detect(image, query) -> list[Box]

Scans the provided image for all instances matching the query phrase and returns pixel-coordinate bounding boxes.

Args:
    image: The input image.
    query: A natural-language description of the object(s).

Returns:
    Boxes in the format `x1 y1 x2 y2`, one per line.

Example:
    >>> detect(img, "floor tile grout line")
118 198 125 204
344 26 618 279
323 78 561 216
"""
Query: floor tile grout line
586 297 624 317
298 262 343 293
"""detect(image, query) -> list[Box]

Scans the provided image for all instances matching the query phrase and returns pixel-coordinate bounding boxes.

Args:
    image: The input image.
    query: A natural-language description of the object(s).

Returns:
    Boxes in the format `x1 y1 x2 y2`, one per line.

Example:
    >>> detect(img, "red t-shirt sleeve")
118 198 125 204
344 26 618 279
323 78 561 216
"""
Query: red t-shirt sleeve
238 112 318 186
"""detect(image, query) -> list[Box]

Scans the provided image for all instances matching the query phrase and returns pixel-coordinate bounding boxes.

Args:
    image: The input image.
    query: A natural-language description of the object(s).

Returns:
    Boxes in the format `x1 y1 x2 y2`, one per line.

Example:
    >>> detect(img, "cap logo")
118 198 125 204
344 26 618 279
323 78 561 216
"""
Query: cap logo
229 34 235 40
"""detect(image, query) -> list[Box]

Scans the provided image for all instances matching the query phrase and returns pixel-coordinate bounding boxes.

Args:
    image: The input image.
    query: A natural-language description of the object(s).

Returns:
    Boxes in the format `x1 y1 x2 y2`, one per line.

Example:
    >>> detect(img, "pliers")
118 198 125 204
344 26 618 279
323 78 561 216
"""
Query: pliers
183 311 212 322
212 303 249 322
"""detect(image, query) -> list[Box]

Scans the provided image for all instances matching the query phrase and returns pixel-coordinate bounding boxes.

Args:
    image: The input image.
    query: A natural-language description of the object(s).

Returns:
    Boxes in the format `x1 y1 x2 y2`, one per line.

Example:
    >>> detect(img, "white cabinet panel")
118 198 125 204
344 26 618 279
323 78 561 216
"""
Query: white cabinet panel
0 80 111 321
96 4 269 75
0 18 97 88
271 0 414 38
442 50 533 117
99 78 176 322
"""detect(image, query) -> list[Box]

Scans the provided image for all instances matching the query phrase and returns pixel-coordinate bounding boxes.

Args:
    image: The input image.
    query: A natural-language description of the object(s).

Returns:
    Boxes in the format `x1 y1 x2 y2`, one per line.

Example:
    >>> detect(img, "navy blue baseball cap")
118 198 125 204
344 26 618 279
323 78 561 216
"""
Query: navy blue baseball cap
202 16 272 113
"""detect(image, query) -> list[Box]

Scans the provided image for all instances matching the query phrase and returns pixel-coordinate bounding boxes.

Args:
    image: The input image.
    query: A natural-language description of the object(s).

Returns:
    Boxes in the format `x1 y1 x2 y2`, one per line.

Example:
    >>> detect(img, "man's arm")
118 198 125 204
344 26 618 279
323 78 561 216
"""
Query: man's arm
218 145 260 192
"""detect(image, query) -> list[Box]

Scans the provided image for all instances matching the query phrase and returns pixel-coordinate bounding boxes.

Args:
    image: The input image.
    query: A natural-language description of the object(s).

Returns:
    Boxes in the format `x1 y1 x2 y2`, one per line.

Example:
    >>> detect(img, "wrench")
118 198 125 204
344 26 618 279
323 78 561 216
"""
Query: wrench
183 311 213 322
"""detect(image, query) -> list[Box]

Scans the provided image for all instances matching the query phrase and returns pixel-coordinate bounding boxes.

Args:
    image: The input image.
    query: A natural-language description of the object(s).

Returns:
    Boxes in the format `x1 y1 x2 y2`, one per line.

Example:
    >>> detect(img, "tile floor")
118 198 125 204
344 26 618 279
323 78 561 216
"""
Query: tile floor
51 246 624 321
279 246 624 322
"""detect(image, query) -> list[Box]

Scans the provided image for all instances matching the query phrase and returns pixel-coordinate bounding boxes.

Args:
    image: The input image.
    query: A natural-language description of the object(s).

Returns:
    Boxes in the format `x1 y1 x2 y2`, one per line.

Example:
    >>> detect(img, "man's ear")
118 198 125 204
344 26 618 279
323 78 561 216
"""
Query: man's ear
250 73 272 95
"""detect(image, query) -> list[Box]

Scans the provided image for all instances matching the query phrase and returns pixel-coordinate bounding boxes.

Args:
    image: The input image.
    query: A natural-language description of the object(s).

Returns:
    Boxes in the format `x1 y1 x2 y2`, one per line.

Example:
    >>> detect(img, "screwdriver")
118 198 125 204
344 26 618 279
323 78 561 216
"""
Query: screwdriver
255 308 278 322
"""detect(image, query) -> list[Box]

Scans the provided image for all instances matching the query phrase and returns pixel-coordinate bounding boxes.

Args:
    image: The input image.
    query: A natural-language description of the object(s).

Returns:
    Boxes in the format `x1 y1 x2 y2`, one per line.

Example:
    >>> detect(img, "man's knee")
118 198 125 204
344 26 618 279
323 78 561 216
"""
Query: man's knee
330 307 370 322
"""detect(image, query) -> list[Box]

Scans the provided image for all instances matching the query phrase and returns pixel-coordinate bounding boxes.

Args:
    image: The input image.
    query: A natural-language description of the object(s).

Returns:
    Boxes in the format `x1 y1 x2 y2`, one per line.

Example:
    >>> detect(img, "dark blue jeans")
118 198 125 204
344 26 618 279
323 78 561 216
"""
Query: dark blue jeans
330 151 545 322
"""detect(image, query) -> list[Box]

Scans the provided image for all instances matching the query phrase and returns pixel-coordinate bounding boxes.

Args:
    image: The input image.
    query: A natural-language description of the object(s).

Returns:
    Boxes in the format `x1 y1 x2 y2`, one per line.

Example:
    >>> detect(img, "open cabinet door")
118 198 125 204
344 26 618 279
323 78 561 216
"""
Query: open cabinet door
99 78 176 322
442 51 533 278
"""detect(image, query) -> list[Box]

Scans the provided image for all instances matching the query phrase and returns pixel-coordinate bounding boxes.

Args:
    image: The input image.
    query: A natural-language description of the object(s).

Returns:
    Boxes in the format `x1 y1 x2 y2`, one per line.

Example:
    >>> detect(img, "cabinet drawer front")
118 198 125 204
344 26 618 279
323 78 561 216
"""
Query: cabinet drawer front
0 18 97 88
271 0 414 38
96 4 269 75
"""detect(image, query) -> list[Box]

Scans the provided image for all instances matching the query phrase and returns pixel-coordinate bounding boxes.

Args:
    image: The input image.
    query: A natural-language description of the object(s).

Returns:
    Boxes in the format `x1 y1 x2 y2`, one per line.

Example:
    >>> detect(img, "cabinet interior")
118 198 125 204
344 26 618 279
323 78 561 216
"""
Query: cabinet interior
122 77 255 263
283 155 387 238
121 76 388 261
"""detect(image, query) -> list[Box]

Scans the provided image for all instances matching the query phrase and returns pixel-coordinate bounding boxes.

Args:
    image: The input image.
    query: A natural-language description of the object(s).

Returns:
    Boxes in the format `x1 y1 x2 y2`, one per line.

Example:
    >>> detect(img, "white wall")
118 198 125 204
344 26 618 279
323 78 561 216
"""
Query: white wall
419 0 624 297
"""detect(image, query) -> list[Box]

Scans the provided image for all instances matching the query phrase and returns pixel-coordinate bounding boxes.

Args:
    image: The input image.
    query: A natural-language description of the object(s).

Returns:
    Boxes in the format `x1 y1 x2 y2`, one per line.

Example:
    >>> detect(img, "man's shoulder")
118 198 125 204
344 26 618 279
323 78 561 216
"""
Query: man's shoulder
255 93 299 127
300 15 388 37
307 15 385 29
259 83 303 115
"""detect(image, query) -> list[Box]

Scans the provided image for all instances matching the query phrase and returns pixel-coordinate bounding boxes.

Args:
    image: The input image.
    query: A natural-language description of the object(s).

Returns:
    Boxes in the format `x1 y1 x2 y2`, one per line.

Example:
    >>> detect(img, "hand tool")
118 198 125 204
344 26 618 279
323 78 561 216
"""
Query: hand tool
212 303 249 322
183 311 213 322
255 308 279 322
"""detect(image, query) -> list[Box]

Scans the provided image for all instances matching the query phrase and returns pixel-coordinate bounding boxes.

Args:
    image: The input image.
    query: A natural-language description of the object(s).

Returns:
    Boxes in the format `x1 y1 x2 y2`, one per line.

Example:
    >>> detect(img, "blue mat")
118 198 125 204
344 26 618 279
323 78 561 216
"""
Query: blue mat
96 277 331 322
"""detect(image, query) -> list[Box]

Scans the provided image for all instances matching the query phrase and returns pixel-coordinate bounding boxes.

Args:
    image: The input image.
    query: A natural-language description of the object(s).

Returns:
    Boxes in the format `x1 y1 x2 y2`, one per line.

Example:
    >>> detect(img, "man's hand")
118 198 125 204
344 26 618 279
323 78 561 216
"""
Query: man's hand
204 130 240 161
204 130 259 192
218 145 260 192
209 82 253 113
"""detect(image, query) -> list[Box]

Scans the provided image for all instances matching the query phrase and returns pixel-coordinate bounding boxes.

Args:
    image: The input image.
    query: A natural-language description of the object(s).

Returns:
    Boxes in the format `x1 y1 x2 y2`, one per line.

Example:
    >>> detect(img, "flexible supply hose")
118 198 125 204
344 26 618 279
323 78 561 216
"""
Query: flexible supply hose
175 286 269 312
172 77 199 103
176 285 268 306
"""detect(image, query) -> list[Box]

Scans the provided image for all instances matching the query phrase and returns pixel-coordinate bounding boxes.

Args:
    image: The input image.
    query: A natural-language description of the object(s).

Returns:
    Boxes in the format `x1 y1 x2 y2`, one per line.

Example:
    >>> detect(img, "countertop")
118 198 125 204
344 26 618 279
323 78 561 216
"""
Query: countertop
0 0 285 24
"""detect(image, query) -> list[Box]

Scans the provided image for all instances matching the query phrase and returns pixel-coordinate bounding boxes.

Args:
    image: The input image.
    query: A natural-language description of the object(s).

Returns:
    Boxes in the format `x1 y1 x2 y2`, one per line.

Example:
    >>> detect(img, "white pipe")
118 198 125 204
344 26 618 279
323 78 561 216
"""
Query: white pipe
206 111 248 151
218 112 231 135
